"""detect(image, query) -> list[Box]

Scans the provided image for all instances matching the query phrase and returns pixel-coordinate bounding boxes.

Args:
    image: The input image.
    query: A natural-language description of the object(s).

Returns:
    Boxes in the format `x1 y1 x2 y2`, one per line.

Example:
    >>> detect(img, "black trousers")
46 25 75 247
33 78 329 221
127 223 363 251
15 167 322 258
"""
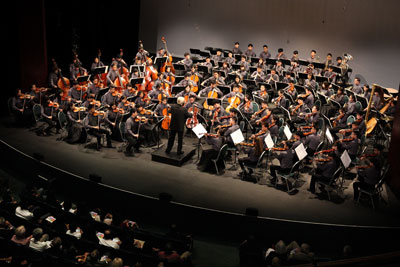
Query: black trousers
126 134 142 153
87 128 111 146
166 130 184 153
353 181 375 201
309 174 330 193
270 165 291 180
238 157 257 173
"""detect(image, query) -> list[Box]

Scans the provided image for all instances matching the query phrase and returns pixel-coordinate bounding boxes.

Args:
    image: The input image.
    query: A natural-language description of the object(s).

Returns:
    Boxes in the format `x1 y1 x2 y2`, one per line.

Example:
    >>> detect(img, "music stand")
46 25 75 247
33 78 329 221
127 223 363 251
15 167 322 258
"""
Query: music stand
315 75 329 84
298 59 309 67
313 62 325 70
167 97 177 104
174 75 185 85
297 72 308 81
234 54 244 62
355 95 368 109
197 65 210 75
77 75 91 84
130 65 144 75
280 59 291 66
250 57 259 64
265 58 277 66
276 82 289 91
330 99 341 109
93 66 108 76
171 86 185 96
130 77 144 86
154 57 167 69
199 50 211 58
295 85 306 94
190 48 200 55
231 63 241 70
218 85 231 96
330 66 342 74
192 123 207 160
172 63 186 72
233 107 252 138
322 114 332 129
243 79 257 88
317 93 327 105
152 116 165 149
281 107 291 122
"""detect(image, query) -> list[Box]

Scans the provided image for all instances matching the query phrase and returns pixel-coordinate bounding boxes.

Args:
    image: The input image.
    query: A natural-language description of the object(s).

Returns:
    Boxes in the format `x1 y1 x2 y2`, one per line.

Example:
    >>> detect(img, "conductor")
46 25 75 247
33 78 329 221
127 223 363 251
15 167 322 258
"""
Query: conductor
165 96 192 155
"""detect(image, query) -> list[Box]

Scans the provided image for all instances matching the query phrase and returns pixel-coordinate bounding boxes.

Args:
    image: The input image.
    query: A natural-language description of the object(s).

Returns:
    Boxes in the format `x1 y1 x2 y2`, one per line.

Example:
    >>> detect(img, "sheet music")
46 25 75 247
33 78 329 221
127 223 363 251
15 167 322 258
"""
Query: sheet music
264 133 274 149
230 129 245 145
192 123 207 139
284 125 292 140
326 128 333 143
295 143 307 161
341 150 351 168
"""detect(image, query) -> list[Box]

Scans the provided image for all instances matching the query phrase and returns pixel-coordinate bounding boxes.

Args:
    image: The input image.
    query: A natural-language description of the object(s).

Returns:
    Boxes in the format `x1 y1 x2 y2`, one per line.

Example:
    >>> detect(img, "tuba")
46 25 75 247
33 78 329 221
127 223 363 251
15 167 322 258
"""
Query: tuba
340 53 353 76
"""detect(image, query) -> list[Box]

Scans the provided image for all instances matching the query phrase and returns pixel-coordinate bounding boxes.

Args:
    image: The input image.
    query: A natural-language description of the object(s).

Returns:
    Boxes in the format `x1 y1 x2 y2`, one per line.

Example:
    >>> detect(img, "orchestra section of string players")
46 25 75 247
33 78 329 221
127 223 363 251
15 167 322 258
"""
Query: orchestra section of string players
9 38 396 199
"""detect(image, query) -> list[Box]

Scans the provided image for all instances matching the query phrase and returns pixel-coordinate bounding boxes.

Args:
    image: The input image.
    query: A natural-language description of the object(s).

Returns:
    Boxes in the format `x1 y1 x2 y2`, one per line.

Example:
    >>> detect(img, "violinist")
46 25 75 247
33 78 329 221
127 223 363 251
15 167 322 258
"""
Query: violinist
248 122 269 142
353 158 381 201
124 108 143 156
254 84 269 102
134 91 150 108
82 94 97 109
268 117 279 139
222 116 240 148
84 105 112 149
37 97 59 136
68 81 84 103
337 130 359 160
308 151 339 194
305 105 320 126
303 126 321 158
122 83 138 100
208 102 229 130
102 86 120 108
136 105 157 147
29 84 42 105
250 101 272 130
302 87 314 109
87 77 102 100
238 137 264 178
11 89 35 127
197 129 224 173
290 99 307 122
65 103 86 144
117 96 134 114
272 90 286 113
239 94 253 115
269 141 295 185
90 57 104 73
104 104 122 136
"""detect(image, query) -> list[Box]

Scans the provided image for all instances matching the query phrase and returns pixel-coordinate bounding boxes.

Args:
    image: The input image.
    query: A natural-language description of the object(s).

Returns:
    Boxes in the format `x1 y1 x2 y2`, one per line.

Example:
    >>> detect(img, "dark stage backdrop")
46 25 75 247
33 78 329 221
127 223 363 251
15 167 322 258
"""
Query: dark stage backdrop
139 0 400 89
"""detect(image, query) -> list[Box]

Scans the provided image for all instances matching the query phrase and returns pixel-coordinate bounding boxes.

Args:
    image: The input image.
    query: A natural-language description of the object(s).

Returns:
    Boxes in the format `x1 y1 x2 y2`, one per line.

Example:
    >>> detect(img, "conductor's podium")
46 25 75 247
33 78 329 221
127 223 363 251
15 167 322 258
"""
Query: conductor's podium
151 145 196 166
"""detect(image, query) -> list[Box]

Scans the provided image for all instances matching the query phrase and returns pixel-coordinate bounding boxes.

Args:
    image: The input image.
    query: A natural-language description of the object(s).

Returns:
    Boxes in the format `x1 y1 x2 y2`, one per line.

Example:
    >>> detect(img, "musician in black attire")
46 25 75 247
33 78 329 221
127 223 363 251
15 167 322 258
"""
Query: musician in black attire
65 103 86 144
124 108 144 156
84 105 112 149
308 151 339 194
165 97 192 155
269 142 295 185
10 89 35 127
238 137 263 178
38 97 59 136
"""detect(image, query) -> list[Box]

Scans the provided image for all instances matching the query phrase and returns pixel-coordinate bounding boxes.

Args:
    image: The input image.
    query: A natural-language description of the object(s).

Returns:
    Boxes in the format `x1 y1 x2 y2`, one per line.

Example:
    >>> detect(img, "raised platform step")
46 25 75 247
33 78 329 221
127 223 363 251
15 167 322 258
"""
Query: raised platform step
151 145 196 166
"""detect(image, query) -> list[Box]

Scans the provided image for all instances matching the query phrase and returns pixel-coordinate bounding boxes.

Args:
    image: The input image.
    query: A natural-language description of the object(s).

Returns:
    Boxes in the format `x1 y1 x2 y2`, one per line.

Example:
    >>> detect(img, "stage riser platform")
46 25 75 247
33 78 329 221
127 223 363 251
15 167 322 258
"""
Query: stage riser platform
151 145 196 166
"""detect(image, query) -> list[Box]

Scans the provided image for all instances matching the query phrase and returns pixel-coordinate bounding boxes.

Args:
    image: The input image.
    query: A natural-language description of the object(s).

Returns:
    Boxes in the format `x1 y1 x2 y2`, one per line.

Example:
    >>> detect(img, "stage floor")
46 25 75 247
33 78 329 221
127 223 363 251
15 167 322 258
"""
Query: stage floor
1 119 399 228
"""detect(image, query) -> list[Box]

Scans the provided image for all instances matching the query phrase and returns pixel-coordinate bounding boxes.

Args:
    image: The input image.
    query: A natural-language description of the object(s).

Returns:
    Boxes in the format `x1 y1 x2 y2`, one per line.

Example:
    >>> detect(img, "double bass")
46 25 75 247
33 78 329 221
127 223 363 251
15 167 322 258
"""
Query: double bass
141 40 158 91
160 37 175 74
52 58 71 101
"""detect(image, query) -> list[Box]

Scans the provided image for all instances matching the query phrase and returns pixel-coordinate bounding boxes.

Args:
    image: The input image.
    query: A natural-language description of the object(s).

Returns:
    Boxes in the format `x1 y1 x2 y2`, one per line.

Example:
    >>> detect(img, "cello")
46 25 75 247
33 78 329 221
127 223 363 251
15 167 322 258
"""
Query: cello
52 58 71 101
203 89 219 110
225 95 241 113
186 105 199 129
161 107 171 130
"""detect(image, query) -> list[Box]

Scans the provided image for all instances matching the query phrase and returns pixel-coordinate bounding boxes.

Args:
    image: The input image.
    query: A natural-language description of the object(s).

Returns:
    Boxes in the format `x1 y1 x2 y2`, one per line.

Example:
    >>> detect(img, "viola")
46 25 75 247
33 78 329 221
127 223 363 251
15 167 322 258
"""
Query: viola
48 101 59 109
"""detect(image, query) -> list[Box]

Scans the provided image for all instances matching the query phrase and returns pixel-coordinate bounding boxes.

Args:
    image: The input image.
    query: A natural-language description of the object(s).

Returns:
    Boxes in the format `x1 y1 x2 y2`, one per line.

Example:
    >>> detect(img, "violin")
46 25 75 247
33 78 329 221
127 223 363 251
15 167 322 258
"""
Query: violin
135 116 148 123
335 137 355 143
249 129 267 140
360 153 378 160
113 107 125 114
314 148 336 155
291 103 303 116
112 91 122 97
315 156 333 162
332 113 345 127
215 122 232 131
48 101 59 109
73 106 86 112
251 107 267 120
93 110 106 116
90 100 101 107
19 93 33 99
240 141 255 147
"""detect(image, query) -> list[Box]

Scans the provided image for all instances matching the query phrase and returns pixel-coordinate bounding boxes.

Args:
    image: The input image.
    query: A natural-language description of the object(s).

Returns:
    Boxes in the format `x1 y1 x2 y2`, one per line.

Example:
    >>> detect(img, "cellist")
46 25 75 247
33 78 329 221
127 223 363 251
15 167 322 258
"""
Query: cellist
198 79 223 98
